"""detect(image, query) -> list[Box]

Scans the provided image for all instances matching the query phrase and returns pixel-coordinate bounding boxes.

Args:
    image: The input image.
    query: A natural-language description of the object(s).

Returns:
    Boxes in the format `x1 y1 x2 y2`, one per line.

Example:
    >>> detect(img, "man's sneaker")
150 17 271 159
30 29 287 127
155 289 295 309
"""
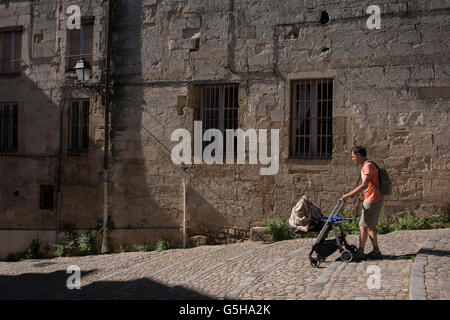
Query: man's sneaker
367 249 382 259
353 249 366 260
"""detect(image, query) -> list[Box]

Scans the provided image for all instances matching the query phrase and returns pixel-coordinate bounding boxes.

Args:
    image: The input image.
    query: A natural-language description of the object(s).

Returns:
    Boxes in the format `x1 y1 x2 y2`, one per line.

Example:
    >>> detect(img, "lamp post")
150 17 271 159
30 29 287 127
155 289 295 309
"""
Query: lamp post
74 58 109 254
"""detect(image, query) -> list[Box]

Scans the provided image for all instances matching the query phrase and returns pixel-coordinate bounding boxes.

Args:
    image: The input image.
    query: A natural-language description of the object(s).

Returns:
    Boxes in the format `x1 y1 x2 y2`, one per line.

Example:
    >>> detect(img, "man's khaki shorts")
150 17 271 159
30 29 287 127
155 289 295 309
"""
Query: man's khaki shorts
360 199 384 229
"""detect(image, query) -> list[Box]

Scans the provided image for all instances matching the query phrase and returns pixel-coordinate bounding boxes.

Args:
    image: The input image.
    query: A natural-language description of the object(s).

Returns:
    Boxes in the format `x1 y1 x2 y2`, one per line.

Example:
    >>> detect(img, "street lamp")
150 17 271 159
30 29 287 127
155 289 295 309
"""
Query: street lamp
74 58 91 83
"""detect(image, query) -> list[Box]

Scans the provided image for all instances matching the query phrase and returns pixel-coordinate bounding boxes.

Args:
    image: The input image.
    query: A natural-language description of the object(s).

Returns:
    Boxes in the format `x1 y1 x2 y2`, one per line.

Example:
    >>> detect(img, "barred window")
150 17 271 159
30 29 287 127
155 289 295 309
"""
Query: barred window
193 84 239 156
0 29 22 74
69 100 89 152
0 103 18 152
290 79 333 159
66 20 93 70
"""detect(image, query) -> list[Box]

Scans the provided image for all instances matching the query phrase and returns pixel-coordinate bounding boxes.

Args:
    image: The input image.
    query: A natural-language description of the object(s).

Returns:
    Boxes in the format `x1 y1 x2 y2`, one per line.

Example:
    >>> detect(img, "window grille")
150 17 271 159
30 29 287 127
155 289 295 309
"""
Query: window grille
290 79 333 159
194 84 239 156
69 100 89 152
0 103 18 152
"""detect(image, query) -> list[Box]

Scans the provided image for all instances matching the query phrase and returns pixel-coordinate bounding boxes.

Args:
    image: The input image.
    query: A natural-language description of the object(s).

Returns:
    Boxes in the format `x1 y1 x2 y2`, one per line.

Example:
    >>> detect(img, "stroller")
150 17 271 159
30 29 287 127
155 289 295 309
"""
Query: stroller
289 197 358 267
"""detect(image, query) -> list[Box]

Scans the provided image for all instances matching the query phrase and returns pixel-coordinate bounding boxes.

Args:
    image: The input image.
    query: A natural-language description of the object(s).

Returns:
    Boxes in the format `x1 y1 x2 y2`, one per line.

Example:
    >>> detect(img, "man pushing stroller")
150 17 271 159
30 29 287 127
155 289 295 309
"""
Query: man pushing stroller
342 146 385 260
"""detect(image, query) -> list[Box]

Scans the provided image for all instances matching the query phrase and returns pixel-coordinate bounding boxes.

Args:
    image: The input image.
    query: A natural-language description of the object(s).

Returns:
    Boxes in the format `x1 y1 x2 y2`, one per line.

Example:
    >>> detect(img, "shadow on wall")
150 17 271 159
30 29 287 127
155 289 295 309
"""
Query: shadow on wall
0 270 213 300
186 185 228 237
0 63 104 257
109 0 184 248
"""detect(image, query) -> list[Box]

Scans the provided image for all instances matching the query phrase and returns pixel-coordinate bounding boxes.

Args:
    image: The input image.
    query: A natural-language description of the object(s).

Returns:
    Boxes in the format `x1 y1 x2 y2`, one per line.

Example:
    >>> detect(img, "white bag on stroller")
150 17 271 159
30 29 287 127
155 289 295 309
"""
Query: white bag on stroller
289 195 324 233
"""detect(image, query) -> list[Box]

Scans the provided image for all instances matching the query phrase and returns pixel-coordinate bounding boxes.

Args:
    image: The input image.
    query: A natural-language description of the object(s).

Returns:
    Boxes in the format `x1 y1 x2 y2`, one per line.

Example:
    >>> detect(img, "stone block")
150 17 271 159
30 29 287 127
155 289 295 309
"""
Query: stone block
249 227 270 242
189 235 212 247
410 66 434 80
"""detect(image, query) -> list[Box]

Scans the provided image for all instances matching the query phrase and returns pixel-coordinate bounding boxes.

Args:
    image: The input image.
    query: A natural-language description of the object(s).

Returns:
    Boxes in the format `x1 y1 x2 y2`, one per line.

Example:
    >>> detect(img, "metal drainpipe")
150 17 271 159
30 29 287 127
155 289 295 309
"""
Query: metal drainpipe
101 0 112 253
183 178 187 248
54 0 62 244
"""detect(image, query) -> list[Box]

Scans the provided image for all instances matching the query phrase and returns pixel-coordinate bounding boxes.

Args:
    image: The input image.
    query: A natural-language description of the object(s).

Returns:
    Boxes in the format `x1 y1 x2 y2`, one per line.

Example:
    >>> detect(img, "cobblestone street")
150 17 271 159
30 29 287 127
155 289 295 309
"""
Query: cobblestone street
0 229 448 300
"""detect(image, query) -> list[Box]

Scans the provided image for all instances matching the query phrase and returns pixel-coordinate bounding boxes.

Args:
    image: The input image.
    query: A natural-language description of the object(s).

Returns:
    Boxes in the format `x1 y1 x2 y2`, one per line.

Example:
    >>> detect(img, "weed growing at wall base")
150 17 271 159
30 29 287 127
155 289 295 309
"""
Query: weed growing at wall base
265 218 295 242
6 239 44 262
156 238 170 251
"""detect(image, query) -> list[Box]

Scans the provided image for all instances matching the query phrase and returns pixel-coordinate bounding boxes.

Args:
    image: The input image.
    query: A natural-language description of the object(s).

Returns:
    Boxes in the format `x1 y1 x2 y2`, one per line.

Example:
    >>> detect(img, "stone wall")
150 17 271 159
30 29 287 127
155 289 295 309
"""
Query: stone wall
109 0 450 246
0 0 449 256
0 0 107 257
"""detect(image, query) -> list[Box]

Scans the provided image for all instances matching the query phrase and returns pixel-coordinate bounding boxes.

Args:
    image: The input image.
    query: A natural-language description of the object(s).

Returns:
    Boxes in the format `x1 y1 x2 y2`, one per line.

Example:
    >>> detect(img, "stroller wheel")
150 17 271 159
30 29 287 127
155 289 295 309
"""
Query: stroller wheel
341 250 353 262
318 256 326 262
310 257 320 267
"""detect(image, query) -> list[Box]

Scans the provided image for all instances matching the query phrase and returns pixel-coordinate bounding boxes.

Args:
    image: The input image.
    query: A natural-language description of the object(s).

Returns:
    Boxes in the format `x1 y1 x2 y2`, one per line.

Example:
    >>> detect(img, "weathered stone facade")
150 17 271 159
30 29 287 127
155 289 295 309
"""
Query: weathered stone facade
0 0 107 257
1 0 449 257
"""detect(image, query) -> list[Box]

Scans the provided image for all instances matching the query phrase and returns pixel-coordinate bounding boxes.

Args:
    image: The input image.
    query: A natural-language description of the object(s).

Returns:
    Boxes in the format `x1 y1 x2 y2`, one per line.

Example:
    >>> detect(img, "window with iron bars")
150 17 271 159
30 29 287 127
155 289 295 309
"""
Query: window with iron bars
66 20 93 70
0 28 22 74
69 100 89 153
290 79 333 159
193 84 239 156
0 103 18 153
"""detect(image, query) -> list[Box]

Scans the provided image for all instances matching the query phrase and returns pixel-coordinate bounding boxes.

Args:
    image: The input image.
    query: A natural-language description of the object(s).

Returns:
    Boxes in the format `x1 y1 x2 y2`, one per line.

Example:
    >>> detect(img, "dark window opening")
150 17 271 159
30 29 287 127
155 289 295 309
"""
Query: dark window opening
0 103 18 152
69 100 89 152
290 79 333 159
0 29 22 74
40 185 54 210
66 21 94 70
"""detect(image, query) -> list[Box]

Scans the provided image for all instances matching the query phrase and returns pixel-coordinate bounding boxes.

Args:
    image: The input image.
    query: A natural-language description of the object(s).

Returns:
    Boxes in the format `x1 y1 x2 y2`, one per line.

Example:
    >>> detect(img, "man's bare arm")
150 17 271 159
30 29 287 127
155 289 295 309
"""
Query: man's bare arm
342 174 369 200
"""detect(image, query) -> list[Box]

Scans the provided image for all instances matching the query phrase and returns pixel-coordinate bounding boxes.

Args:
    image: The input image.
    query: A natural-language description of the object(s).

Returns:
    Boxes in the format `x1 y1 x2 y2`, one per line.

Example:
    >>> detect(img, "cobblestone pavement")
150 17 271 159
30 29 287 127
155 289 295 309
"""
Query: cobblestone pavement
0 229 448 300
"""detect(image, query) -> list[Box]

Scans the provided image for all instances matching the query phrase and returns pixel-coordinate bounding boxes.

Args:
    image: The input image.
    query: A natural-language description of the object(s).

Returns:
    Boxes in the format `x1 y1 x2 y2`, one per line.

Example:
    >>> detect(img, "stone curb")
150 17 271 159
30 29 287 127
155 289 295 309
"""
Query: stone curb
409 229 450 300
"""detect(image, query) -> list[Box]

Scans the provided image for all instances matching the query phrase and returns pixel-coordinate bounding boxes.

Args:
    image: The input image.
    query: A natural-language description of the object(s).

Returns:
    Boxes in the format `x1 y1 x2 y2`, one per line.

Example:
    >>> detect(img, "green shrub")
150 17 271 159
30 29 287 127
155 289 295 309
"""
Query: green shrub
424 207 450 229
156 238 170 252
392 210 427 231
341 211 361 235
78 231 98 255
55 230 79 257
319 207 448 239
6 252 22 262
376 211 392 234
6 239 42 262
134 243 150 252
22 239 41 260
118 244 129 253
265 218 295 242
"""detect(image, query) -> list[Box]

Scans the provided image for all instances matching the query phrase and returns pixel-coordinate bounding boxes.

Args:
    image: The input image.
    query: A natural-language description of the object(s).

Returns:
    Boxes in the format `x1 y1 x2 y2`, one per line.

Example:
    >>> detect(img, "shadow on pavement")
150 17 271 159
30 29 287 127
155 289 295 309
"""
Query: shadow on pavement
333 253 417 263
0 270 213 300
417 249 450 257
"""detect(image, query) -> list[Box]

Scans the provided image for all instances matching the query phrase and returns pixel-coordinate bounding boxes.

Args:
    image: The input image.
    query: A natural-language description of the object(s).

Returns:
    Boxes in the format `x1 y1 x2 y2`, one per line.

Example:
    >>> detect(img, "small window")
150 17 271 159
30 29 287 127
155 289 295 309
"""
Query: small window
290 79 333 159
40 185 54 210
193 84 239 156
0 103 18 152
0 29 22 74
66 20 93 70
69 100 89 152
